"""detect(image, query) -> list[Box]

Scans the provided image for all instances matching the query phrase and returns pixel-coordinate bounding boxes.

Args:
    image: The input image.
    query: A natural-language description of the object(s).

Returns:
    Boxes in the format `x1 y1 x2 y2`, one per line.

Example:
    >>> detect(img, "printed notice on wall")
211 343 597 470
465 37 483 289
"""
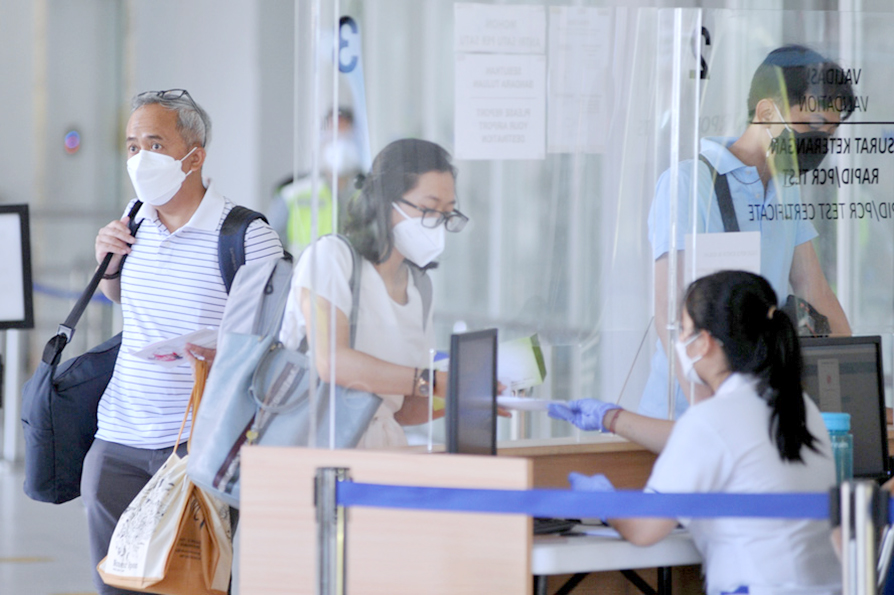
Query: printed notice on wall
454 3 546 54
547 6 613 154
455 53 546 160
684 231 760 288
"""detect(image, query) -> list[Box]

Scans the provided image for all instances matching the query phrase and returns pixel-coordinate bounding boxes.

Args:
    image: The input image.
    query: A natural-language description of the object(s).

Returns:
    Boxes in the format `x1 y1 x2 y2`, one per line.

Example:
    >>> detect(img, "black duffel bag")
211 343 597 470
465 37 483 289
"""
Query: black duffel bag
20 201 141 504
21 333 121 503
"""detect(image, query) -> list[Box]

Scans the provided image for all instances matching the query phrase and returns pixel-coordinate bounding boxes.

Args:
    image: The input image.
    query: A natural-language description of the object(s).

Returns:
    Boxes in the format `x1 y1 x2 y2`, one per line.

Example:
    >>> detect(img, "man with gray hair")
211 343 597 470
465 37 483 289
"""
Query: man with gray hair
84 89 282 593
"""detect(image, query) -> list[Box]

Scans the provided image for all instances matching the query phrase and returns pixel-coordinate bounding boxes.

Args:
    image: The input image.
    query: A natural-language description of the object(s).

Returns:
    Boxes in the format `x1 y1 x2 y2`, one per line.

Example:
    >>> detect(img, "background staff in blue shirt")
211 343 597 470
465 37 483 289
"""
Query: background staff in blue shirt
639 45 855 429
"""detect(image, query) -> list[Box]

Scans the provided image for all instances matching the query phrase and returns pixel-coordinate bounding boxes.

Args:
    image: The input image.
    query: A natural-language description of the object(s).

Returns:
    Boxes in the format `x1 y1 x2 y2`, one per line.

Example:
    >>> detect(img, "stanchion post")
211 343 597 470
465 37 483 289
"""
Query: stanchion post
878 525 894 590
315 467 351 595
854 482 877 594
837 480 887 595
839 482 853 595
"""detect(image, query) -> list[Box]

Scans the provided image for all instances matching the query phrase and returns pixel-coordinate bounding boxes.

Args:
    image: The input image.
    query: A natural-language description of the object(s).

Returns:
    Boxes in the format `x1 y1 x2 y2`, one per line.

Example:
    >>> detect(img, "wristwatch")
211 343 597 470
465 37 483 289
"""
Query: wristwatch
416 368 435 397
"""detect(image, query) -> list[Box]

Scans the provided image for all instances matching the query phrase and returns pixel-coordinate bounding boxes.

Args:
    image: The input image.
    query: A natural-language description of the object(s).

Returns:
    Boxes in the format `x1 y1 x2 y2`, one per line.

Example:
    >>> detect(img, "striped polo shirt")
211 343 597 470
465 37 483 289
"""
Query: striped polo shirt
95 181 283 448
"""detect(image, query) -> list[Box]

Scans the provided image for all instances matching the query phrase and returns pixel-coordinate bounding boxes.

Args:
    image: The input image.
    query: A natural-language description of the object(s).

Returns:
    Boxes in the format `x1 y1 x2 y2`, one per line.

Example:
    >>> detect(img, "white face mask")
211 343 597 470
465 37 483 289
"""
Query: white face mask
322 136 361 176
674 331 706 387
126 147 196 206
391 203 445 267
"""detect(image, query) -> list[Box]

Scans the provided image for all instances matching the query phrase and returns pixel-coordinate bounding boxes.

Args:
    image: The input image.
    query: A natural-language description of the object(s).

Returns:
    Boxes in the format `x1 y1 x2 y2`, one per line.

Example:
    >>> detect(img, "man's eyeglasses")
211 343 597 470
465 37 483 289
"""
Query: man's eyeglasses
138 88 200 111
396 198 469 233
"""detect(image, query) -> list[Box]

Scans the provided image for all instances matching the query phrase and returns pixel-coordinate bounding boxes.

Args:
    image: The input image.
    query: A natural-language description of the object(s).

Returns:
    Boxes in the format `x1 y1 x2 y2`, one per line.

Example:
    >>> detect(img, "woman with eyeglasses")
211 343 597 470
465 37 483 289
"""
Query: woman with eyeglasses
279 138 468 448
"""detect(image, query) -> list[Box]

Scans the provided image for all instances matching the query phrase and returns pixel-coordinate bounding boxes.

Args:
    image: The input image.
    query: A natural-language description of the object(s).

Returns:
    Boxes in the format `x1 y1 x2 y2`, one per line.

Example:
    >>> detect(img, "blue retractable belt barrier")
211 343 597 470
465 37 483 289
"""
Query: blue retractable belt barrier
337 482 840 520
33 283 112 304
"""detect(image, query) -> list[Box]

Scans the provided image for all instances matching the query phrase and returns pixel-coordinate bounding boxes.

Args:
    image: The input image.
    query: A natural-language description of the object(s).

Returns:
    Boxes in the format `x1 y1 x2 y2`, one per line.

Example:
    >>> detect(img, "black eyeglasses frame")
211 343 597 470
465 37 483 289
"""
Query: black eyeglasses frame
395 198 468 233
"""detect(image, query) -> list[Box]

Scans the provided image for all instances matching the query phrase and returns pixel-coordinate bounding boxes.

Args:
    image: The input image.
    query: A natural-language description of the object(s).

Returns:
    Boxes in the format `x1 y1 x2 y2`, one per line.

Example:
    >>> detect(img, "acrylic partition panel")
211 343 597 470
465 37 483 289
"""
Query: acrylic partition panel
293 2 894 448
657 9 894 422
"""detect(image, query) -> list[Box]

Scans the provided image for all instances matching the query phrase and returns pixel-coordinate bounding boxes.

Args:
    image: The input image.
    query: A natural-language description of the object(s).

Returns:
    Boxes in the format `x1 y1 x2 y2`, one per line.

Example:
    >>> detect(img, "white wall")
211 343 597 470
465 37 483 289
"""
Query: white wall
128 0 296 211
0 1 36 210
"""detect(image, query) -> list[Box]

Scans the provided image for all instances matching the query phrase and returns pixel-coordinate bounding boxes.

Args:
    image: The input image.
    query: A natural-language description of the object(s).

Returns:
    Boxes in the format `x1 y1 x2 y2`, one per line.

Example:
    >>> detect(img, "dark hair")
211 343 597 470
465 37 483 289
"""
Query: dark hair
683 270 818 462
344 138 456 265
747 44 856 122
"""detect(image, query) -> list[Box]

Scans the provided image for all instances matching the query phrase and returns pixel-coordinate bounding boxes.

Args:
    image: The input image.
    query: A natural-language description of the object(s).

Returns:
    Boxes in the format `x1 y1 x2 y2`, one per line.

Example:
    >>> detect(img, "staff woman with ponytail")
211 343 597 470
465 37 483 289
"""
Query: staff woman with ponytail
552 271 841 594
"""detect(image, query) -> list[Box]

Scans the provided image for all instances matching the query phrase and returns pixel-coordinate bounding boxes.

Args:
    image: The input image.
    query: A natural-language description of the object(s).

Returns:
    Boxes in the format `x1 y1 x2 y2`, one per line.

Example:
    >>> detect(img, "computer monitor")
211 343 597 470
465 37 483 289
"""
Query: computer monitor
800 335 890 481
446 328 498 456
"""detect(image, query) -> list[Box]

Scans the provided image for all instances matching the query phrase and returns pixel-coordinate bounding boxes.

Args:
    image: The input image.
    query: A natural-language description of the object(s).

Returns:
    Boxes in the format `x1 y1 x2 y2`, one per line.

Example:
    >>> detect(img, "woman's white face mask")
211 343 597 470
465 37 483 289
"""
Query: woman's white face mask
126 147 196 206
675 331 707 387
391 203 445 267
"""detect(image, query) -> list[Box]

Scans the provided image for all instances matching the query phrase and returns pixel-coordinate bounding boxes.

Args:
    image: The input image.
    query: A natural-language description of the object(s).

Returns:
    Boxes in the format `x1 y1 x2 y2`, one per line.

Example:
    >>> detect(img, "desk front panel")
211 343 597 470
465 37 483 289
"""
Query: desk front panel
499 436 658 489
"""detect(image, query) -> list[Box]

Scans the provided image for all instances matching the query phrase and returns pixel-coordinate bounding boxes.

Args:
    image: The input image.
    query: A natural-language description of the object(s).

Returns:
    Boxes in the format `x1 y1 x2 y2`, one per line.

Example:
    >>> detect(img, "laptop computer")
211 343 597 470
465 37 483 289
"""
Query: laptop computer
800 335 891 481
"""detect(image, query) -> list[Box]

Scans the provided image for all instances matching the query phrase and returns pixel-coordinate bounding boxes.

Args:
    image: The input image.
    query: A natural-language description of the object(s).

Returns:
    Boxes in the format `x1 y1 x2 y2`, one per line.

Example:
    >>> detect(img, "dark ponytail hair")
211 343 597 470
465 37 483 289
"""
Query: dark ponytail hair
683 270 818 462
344 138 456 265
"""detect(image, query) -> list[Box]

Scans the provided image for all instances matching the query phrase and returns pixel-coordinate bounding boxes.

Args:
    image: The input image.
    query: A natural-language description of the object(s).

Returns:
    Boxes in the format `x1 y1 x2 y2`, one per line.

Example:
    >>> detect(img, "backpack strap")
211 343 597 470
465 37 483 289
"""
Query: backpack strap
408 265 433 330
334 237 431 333
334 234 363 347
698 154 739 233
298 235 432 352
219 206 269 293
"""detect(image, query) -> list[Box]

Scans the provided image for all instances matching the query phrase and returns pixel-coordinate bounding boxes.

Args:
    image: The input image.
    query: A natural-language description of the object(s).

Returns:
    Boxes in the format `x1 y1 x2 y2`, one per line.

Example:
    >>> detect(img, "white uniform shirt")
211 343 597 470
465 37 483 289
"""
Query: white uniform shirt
646 373 841 595
279 235 434 449
96 182 283 448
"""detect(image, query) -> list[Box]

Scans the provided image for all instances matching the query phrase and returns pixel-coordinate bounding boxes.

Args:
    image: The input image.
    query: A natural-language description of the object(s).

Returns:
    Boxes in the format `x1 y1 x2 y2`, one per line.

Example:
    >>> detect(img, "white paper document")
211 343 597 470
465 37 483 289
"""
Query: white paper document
547 6 614 154
131 328 218 368
684 231 760 287
455 53 547 160
454 3 546 54
496 396 559 412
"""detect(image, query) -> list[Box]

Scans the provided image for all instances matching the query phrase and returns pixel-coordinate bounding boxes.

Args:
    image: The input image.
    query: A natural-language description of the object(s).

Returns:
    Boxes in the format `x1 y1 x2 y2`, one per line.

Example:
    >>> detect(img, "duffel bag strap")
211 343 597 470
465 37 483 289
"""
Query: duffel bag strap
44 201 143 365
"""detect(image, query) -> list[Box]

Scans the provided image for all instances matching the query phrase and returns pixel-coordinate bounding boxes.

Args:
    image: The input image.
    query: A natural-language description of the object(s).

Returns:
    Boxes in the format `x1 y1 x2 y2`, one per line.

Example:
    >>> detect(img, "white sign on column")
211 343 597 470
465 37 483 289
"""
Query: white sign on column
455 53 546 160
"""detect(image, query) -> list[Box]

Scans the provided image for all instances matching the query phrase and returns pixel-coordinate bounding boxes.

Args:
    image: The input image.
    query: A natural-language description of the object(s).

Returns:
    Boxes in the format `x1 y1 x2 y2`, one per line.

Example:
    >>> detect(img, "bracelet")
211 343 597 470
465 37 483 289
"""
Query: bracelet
412 367 420 396
102 269 121 280
606 409 622 434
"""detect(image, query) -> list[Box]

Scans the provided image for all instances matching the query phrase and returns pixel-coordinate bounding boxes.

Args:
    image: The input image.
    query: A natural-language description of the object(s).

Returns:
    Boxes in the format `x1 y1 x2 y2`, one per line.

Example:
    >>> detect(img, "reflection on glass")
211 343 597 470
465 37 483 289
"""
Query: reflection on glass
643 41 855 421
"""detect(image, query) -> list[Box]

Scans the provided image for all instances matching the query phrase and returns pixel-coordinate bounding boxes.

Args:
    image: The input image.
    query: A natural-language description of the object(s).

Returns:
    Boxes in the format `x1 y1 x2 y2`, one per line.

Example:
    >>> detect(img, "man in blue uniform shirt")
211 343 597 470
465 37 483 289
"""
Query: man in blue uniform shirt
640 45 854 420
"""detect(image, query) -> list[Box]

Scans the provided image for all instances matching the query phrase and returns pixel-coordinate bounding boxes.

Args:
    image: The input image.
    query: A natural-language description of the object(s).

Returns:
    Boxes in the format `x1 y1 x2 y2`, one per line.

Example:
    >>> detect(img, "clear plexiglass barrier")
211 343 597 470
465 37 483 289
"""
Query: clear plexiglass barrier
291 3 894 448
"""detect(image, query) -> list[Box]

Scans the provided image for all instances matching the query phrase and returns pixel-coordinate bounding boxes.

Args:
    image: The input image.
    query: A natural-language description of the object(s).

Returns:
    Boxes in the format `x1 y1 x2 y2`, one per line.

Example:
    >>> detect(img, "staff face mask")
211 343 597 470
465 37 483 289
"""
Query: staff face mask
766 104 831 172
126 147 197 206
675 331 707 387
322 136 361 176
391 203 445 267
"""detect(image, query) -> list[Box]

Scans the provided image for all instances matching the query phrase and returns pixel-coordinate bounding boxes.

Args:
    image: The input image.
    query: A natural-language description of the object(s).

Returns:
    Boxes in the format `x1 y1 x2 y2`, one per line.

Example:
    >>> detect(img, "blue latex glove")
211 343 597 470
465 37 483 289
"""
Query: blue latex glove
568 472 615 524
547 399 622 432
568 472 615 492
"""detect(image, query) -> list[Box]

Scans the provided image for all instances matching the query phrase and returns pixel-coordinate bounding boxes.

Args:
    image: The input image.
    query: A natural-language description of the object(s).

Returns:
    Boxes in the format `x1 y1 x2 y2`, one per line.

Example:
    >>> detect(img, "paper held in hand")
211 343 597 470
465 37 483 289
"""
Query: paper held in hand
131 327 218 368
496 396 560 412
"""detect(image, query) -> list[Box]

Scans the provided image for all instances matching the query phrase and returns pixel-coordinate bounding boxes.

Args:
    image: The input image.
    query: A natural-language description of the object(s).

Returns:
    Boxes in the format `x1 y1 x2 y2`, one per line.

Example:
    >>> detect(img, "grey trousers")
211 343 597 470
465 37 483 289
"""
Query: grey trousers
80 438 187 595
